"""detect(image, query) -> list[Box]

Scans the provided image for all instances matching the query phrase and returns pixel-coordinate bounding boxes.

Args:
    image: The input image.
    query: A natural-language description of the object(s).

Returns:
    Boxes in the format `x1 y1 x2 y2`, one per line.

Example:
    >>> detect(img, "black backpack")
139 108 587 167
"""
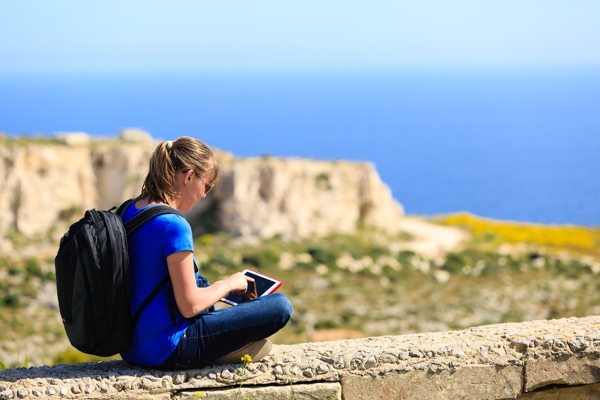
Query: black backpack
54 199 181 357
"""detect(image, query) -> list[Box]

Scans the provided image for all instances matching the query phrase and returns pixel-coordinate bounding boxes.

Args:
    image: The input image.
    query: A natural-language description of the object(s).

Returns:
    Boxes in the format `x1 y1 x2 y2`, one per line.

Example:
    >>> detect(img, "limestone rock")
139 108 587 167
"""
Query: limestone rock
0 138 404 243
195 157 404 240
119 128 154 143
55 132 91 146
0 145 97 238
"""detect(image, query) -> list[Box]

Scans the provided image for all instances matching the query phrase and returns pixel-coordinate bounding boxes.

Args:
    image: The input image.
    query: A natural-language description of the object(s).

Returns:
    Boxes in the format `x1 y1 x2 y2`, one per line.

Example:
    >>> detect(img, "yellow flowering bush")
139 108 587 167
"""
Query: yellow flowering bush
437 213 600 256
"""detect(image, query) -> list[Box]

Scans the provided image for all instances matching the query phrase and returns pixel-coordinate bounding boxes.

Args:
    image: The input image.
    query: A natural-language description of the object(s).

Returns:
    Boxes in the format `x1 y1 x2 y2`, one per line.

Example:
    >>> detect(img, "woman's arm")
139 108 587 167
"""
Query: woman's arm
167 251 253 318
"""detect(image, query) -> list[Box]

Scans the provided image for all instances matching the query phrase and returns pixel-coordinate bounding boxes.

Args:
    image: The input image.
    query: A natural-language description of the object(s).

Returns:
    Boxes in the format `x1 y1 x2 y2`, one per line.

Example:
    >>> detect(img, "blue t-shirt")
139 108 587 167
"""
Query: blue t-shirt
119 203 198 367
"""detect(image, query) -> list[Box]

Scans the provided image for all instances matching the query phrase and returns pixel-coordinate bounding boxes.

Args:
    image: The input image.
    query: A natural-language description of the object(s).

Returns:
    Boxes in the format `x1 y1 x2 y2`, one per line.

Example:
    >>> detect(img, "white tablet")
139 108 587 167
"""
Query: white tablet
221 269 283 306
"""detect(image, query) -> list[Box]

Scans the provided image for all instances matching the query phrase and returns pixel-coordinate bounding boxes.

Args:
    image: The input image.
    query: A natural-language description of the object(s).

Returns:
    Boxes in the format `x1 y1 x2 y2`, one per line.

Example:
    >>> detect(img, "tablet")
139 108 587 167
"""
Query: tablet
221 269 283 306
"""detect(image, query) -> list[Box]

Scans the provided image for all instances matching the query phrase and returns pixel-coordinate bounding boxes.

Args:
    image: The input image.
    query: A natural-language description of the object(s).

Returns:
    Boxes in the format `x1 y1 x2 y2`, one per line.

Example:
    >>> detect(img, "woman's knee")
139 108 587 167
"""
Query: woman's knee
268 293 293 322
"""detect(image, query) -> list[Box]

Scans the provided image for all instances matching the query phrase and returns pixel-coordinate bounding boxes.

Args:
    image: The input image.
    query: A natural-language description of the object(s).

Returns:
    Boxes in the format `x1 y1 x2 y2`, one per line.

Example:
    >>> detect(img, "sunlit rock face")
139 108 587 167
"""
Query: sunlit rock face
198 156 404 241
0 136 404 243
0 145 97 238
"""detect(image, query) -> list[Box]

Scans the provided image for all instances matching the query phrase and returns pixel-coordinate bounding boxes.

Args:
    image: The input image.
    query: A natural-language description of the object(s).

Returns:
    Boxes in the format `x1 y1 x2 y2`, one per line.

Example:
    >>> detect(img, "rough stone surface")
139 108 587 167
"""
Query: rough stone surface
341 365 522 400
525 354 600 391
2 316 600 399
517 383 600 399
173 382 342 400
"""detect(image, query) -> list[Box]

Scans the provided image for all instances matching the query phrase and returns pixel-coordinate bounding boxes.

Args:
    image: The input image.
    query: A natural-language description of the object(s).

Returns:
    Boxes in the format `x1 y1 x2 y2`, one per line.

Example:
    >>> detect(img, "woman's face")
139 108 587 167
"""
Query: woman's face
177 162 215 212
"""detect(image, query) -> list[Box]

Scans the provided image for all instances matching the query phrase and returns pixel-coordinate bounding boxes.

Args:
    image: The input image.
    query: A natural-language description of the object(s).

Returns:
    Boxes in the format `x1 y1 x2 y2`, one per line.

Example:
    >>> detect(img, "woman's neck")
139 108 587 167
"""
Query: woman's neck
134 197 175 210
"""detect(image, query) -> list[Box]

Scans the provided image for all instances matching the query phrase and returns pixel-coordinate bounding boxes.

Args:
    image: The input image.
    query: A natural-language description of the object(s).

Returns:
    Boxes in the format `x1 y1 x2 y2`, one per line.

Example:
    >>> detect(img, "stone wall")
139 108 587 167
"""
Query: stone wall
2 316 600 399
0 134 403 251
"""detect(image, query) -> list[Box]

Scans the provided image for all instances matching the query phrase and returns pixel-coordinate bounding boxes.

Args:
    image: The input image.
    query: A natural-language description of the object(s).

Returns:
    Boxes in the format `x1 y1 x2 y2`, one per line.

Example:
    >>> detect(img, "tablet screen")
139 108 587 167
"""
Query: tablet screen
221 269 282 306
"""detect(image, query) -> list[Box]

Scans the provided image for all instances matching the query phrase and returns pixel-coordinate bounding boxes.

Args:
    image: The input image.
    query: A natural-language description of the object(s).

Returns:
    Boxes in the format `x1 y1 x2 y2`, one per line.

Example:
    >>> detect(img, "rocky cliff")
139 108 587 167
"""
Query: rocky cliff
0 132 404 250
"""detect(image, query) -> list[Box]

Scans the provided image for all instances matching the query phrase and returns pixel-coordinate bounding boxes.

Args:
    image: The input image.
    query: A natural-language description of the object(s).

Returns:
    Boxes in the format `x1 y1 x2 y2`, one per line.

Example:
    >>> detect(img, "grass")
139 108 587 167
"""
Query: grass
0 353 28 370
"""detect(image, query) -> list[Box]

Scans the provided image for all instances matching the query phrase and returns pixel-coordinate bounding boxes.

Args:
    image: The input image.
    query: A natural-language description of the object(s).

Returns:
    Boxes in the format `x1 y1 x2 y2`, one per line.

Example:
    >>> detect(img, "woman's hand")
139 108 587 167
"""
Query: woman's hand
225 272 255 295
241 280 258 303
168 251 260 317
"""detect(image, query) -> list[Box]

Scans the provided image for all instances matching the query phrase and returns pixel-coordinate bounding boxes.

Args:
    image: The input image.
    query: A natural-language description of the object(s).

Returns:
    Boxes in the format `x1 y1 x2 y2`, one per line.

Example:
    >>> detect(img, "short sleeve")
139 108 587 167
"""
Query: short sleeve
160 215 194 258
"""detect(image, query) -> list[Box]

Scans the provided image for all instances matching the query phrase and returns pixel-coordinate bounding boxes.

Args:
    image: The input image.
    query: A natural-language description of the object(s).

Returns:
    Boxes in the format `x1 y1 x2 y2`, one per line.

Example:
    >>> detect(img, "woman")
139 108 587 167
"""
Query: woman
120 136 292 370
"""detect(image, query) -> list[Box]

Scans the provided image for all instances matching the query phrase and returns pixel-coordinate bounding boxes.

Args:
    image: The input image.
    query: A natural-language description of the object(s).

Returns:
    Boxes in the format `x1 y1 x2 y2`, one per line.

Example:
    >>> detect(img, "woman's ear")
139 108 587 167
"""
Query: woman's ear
183 169 195 186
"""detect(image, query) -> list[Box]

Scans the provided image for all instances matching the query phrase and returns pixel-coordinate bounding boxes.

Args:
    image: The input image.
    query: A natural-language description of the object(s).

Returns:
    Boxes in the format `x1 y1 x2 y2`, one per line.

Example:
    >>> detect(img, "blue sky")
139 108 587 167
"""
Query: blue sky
1 0 599 72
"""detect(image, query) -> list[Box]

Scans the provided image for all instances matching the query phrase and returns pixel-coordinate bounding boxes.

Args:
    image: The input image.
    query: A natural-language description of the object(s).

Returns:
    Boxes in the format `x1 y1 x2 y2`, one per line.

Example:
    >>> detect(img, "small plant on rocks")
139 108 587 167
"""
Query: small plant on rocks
235 354 252 400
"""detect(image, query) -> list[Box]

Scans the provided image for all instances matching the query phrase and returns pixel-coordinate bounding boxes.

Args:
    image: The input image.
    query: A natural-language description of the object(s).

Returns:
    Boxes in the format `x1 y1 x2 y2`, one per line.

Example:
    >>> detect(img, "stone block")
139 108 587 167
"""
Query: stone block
341 365 522 400
173 382 341 400
517 383 600 399
524 354 600 391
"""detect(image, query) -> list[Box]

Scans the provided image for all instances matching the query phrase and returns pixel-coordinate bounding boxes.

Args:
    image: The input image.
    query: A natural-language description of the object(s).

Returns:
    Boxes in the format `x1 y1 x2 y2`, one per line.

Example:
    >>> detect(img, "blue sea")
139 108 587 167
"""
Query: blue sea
1 68 599 226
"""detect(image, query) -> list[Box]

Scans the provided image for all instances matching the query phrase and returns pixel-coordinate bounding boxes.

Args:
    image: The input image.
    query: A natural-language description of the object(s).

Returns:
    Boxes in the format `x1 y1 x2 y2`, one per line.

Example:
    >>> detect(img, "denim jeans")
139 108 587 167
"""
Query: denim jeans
156 292 293 370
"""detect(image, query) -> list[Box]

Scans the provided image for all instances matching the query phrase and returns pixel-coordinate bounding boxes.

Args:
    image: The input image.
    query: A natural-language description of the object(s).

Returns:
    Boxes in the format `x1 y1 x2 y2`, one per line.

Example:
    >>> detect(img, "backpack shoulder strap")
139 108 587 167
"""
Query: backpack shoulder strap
115 199 133 219
132 274 171 327
123 203 182 235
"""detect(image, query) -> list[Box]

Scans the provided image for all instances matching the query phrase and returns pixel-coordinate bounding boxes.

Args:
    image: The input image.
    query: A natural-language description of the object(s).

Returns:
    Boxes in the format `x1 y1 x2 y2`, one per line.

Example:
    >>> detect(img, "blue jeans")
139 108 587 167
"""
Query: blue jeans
156 292 293 370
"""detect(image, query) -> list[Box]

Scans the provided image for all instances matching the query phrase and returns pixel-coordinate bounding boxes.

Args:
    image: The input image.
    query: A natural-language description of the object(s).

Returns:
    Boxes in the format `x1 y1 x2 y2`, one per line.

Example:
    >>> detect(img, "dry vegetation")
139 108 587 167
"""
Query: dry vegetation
1 213 599 367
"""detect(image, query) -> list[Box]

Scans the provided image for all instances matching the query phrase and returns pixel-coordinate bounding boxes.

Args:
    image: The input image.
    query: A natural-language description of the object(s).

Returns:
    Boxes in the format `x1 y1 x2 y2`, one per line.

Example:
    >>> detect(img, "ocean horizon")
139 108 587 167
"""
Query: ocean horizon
1 67 598 226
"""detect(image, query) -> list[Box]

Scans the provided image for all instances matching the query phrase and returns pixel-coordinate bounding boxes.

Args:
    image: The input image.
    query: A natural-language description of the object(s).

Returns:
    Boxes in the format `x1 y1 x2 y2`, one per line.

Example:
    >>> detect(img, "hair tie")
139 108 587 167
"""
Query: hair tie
167 141 173 150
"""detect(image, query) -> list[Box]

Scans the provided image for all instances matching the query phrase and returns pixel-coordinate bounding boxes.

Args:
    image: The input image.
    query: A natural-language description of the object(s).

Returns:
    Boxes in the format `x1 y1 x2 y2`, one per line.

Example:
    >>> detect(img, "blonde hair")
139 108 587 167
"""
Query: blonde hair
136 136 220 206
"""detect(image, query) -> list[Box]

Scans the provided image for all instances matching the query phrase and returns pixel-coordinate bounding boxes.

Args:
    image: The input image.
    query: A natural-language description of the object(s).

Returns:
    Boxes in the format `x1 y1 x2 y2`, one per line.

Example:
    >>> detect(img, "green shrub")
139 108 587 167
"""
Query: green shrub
397 250 416 267
315 318 340 329
242 249 279 269
382 265 402 281
442 253 468 273
315 173 332 190
8 265 22 276
3 293 21 308
46 271 56 282
25 258 44 279
209 253 236 269
340 309 357 324
297 261 316 271
307 246 337 267
58 206 81 222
